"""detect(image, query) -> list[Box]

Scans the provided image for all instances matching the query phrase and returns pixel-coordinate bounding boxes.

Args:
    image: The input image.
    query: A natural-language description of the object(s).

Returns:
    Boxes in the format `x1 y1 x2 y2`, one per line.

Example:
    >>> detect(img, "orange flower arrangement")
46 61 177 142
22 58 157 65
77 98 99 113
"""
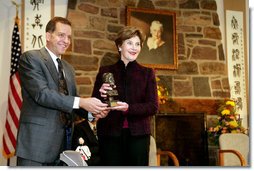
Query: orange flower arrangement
156 77 170 104
208 99 247 145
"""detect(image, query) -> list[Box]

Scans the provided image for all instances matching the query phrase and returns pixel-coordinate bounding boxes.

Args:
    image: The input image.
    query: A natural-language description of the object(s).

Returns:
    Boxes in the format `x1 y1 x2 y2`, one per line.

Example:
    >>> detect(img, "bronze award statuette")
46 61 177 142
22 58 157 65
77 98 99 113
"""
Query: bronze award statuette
102 72 119 107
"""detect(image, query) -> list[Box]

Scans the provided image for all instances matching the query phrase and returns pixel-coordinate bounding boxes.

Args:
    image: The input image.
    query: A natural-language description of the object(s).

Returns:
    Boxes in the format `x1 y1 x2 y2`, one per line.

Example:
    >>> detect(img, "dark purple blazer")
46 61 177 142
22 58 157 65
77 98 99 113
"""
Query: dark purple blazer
92 60 158 136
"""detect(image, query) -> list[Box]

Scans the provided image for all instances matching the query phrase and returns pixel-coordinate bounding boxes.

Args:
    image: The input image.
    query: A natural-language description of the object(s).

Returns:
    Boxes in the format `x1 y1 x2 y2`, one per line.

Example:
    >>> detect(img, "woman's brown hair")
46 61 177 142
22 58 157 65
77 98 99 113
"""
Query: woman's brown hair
115 26 145 50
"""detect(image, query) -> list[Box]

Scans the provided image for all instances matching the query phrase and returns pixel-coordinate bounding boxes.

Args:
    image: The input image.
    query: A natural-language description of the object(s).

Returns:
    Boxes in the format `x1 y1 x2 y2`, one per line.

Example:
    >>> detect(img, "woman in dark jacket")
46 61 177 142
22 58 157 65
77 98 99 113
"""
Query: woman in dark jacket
91 26 158 166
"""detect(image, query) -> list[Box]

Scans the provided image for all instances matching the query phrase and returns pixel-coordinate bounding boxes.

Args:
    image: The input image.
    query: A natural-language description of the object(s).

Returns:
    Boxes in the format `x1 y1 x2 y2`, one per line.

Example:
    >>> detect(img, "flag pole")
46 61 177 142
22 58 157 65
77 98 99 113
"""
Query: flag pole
12 0 21 25
7 158 10 166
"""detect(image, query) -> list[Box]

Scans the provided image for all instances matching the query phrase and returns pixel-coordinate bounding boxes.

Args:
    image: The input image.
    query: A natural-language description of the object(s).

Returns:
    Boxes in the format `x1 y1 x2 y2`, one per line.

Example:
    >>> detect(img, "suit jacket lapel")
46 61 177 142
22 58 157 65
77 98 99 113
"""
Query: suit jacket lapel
61 61 73 94
40 47 59 86
83 121 98 144
40 47 75 95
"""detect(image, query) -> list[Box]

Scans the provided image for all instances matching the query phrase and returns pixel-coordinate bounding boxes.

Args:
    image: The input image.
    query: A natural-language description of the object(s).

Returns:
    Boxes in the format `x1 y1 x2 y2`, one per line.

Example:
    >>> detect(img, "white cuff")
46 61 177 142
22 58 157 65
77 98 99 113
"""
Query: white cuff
73 97 80 109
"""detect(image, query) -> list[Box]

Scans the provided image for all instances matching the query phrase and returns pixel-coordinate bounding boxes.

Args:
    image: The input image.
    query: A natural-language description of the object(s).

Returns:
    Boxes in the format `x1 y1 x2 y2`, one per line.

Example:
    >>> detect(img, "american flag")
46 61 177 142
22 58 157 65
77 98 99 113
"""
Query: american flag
2 20 22 159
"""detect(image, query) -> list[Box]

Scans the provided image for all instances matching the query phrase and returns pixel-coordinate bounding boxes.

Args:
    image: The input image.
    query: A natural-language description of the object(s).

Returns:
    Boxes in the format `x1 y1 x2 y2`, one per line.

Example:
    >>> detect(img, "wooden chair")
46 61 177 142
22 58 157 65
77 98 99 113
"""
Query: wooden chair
218 133 249 166
149 136 179 166
156 150 180 166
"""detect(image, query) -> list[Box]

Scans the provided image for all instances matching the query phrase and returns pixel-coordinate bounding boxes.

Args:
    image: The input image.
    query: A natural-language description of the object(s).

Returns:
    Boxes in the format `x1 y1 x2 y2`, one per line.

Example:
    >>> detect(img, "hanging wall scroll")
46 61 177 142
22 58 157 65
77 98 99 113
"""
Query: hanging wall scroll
22 0 54 51
226 10 248 128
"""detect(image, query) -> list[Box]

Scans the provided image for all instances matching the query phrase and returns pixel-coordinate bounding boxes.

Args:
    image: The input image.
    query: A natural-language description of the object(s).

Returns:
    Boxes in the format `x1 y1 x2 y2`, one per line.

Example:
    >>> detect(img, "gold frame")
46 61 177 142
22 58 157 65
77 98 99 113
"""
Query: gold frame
127 7 178 70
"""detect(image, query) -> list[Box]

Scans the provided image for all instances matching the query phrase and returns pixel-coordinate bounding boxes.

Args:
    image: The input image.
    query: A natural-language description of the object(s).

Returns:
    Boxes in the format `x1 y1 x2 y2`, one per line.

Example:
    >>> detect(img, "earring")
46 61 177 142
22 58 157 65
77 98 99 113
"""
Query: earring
119 48 122 51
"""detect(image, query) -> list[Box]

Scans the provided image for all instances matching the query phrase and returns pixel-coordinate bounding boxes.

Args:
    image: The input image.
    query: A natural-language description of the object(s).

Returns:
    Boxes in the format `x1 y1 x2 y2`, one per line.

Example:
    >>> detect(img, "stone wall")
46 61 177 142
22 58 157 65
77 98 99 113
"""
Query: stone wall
65 0 230 114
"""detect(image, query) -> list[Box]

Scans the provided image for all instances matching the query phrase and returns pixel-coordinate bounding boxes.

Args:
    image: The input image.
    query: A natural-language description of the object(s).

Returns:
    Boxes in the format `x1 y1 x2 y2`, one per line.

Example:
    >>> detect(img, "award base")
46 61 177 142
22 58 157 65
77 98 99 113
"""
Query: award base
108 100 118 107
106 97 118 107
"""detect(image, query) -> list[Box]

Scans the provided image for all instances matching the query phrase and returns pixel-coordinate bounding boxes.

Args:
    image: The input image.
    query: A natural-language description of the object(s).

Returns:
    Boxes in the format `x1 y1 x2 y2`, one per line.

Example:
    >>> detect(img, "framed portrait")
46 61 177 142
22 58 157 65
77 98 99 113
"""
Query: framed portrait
127 7 177 70
21 0 54 52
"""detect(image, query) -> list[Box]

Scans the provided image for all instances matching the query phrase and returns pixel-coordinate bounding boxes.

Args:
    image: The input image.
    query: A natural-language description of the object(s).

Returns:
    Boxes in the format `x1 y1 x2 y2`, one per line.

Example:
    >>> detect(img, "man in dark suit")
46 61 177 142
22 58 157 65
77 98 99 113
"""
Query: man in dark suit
72 117 101 166
16 17 108 166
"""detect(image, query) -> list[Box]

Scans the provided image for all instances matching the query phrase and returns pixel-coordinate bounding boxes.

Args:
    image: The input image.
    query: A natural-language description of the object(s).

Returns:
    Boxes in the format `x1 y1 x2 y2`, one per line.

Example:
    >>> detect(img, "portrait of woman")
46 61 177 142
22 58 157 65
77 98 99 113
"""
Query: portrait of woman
138 20 173 64
127 7 177 70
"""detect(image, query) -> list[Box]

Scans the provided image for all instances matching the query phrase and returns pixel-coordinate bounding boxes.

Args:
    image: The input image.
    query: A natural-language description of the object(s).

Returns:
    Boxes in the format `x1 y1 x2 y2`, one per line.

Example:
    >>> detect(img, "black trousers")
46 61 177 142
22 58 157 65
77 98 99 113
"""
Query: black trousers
98 128 150 166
